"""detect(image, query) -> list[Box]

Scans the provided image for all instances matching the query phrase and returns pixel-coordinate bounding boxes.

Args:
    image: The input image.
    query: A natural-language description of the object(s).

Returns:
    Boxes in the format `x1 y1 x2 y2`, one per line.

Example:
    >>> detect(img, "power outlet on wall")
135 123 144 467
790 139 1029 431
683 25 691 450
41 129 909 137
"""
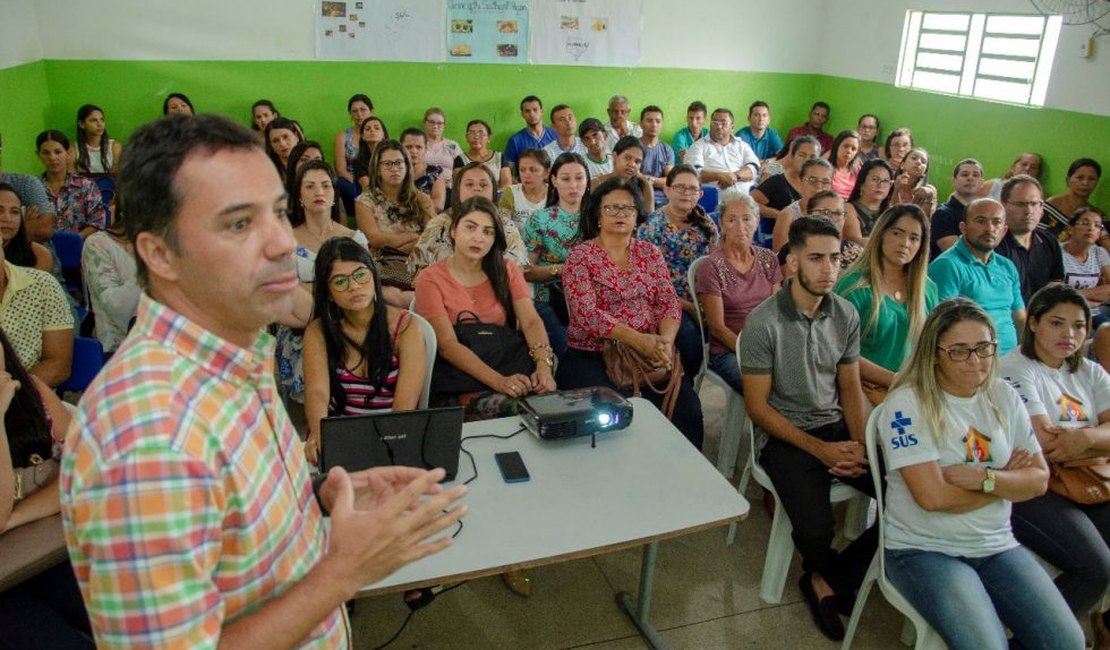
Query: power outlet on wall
880 64 895 75
1079 37 1093 58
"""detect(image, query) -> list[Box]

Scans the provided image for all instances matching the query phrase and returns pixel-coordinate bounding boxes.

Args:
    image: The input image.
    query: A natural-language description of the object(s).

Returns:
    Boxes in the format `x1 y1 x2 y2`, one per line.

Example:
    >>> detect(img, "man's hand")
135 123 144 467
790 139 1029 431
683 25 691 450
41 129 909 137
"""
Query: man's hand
819 440 867 477
320 466 468 592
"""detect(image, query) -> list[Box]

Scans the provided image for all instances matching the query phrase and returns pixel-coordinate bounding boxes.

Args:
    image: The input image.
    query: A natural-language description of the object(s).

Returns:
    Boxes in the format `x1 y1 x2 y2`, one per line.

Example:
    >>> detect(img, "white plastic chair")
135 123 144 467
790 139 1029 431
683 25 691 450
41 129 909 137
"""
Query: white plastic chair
686 257 749 479
407 311 438 409
841 408 945 650
728 332 870 604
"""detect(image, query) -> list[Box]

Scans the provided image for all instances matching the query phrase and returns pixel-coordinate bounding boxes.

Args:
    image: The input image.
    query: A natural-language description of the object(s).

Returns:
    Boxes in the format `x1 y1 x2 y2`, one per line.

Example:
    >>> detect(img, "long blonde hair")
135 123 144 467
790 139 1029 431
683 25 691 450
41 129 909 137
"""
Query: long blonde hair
890 299 1006 443
841 204 931 346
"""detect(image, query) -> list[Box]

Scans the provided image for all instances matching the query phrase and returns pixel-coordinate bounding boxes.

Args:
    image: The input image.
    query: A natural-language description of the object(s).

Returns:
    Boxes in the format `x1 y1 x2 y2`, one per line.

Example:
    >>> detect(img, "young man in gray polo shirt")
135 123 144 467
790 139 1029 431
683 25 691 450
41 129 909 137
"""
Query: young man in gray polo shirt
739 216 876 641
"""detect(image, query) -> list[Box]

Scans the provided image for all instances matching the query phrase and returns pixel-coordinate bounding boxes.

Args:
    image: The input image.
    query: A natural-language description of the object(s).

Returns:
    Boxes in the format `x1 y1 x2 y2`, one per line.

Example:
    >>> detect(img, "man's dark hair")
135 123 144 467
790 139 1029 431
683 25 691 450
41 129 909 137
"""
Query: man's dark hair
788 215 841 254
711 108 734 122
748 100 770 115
952 158 983 178
639 105 663 121
119 114 260 288
1000 174 1042 204
520 95 542 111
812 101 831 113
400 127 426 142
687 101 707 115
550 104 571 123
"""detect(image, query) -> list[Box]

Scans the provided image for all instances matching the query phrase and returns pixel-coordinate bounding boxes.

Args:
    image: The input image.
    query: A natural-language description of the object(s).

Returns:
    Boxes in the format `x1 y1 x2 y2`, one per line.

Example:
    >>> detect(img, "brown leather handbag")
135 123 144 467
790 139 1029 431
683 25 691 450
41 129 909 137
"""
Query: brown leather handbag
1048 457 1110 505
602 339 683 418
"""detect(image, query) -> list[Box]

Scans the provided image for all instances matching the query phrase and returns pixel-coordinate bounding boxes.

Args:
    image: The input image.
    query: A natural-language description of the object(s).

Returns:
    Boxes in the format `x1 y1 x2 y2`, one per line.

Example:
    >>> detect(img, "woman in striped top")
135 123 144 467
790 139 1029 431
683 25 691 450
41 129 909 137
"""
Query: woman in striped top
302 238 427 465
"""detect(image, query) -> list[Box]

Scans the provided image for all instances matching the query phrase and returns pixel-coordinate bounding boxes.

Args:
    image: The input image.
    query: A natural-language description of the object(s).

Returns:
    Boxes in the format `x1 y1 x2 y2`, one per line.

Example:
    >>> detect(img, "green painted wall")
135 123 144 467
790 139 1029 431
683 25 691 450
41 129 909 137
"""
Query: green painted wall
815 75 1110 207
4 59 1107 208
39 59 817 164
0 61 50 174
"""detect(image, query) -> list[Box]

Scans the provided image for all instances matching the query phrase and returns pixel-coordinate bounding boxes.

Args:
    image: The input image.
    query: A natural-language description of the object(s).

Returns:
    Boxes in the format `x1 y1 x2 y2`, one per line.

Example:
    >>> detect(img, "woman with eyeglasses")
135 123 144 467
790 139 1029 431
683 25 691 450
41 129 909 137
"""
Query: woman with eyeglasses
354 139 436 307
999 283 1110 643
302 238 426 466
771 157 833 253
882 127 913 170
421 108 462 179
803 191 863 272
753 135 820 240
841 159 895 247
835 204 937 403
453 119 511 189
638 165 718 378
557 177 705 449
875 298 1083 650
1060 206 1110 305
856 114 881 161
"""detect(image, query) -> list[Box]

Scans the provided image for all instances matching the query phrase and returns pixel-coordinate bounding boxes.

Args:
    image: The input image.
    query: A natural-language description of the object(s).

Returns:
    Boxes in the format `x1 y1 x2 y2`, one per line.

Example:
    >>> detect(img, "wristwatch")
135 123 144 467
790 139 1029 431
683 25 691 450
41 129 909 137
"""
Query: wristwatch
981 467 996 493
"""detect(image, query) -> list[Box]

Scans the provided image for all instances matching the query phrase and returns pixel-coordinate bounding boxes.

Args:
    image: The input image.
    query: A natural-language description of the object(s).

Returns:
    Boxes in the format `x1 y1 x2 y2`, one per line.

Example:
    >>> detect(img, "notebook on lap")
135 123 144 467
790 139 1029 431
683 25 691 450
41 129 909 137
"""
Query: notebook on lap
319 406 465 480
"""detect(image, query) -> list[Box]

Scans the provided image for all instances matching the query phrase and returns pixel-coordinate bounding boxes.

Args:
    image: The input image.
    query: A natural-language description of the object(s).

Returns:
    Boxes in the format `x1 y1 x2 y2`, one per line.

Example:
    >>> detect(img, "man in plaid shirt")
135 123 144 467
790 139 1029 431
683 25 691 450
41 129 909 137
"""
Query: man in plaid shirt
60 114 467 649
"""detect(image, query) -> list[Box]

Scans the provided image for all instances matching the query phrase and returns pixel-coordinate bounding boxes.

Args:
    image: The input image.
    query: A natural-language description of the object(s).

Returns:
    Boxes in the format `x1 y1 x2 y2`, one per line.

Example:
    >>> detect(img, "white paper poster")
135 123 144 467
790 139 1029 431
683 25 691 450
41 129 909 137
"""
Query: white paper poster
316 0 445 62
530 0 643 67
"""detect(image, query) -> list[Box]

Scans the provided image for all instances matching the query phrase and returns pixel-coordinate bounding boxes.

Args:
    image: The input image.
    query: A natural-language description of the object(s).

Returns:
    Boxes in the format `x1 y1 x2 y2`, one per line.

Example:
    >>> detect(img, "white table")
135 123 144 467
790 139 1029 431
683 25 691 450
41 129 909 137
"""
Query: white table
358 397 750 649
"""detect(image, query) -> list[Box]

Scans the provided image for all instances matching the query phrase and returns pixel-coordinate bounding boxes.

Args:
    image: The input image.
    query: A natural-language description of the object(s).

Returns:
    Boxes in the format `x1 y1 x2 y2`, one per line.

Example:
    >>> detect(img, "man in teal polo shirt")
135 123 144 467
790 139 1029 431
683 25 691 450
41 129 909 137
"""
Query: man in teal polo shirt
928 198 1026 353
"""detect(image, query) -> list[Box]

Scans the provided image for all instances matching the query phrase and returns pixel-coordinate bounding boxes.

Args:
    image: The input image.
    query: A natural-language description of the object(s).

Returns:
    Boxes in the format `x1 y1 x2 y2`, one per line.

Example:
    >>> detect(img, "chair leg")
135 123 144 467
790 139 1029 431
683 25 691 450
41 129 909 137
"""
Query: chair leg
759 498 794 604
736 457 752 500
841 553 879 650
843 494 871 542
716 394 741 478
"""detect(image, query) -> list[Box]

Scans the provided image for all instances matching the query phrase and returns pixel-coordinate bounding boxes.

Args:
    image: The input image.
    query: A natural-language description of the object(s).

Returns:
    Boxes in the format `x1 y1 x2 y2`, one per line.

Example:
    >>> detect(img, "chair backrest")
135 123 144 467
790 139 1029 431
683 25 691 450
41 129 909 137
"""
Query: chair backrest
864 407 891 574
406 311 437 409
698 185 719 213
686 256 711 379
52 231 83 272
59 336 105 393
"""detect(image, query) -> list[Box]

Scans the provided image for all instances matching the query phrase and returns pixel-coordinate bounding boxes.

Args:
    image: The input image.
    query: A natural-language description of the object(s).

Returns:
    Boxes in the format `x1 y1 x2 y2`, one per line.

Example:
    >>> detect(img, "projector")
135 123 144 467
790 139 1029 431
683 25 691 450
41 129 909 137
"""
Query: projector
518 386 634 440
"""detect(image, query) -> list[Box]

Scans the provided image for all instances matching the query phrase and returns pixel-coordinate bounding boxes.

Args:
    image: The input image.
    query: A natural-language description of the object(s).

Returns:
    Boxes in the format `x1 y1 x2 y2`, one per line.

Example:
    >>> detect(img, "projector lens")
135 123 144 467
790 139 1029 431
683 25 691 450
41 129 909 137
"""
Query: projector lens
597 412 612 426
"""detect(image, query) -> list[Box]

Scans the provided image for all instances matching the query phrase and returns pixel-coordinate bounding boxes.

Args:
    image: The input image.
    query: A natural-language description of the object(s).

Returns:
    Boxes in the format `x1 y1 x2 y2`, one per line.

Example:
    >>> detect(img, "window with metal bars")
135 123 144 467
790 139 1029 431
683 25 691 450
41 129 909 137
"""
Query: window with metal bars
896 11 1063 107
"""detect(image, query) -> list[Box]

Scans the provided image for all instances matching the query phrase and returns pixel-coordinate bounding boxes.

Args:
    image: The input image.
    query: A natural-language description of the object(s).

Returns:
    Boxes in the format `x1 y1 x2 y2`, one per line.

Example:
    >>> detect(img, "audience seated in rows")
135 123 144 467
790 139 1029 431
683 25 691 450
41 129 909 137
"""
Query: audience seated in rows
303 237 426 465
876 297 1084 650
556 177 704 448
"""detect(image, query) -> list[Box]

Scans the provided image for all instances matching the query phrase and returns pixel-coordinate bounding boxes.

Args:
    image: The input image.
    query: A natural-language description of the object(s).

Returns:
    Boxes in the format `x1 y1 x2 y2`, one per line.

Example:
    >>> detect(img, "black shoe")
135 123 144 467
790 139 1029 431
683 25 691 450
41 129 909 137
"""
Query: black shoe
834 589 857 617
798 573 845 641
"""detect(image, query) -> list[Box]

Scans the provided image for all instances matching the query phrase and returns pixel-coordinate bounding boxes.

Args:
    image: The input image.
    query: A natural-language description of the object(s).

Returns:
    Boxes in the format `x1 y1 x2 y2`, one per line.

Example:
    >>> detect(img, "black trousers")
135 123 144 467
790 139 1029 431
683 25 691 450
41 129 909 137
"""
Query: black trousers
556 347 705 450
759 420 878 596
0 560 94 649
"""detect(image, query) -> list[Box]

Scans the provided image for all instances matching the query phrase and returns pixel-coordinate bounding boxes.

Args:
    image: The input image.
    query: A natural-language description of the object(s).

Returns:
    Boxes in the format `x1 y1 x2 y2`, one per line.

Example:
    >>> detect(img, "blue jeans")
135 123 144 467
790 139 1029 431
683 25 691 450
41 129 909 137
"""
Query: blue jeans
675 311 703 381
885 545 1084 650
708 352 743 394
535 300 567 357
1011 490 1110 616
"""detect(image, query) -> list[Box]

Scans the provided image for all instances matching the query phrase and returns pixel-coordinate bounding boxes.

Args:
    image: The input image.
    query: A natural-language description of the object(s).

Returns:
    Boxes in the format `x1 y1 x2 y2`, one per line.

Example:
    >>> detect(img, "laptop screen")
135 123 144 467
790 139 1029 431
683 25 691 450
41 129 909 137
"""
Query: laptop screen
319 406 465 480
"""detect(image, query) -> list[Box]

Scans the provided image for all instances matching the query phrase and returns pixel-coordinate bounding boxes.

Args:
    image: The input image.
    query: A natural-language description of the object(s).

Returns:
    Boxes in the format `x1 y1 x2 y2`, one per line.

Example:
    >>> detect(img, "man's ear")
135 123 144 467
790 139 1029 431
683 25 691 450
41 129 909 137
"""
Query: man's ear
785 250 798 274
135 231 181 283
959 221 967 236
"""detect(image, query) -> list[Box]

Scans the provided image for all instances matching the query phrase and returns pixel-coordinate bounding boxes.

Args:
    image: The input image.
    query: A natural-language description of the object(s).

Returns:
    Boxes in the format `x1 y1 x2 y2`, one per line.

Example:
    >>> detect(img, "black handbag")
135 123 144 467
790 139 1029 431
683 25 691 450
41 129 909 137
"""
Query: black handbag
431 311 535 394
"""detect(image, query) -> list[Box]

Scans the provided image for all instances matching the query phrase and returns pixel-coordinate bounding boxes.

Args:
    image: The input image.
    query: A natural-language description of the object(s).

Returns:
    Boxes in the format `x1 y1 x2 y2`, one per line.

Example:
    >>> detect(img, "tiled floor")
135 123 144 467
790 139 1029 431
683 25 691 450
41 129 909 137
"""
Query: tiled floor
349 382 908 649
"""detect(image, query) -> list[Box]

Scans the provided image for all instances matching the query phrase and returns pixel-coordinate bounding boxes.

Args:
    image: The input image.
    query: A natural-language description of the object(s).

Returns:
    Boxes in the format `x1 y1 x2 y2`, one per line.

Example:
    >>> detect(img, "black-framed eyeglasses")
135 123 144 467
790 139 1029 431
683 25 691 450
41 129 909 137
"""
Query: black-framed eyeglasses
937 342 997 361
329 266 373 292
811 208 846 219
805 176 832 187
601 204 638 217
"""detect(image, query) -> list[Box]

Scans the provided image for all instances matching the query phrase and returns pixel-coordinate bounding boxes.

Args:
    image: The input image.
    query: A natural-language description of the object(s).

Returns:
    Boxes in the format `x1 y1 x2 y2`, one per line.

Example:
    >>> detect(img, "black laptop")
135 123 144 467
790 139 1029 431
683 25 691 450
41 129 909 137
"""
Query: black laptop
319 406 465 480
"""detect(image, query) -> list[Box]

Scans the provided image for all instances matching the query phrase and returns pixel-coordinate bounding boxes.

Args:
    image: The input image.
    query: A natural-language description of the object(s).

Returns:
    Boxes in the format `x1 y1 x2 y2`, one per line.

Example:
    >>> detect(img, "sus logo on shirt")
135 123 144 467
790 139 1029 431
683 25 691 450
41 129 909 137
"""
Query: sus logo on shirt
889 411 918 449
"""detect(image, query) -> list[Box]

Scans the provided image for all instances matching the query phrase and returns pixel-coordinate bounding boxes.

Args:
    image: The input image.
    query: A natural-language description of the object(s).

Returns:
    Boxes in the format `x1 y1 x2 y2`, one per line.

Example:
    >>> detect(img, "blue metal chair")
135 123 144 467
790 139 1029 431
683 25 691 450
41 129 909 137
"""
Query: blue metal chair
59 336 104 393
697 185 719 213
52 231 84 296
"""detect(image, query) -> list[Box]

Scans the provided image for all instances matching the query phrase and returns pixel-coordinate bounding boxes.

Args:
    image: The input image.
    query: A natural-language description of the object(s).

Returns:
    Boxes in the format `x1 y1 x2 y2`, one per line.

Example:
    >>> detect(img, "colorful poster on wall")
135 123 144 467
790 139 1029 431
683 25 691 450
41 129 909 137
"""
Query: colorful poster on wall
530 0 642 67
315 0 445 62
445 0 529 64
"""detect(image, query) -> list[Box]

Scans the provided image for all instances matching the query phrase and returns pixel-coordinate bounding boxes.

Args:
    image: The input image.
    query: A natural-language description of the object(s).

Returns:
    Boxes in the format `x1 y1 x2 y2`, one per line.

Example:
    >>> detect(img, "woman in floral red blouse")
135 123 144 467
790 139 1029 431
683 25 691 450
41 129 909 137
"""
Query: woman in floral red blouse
556 177 704 448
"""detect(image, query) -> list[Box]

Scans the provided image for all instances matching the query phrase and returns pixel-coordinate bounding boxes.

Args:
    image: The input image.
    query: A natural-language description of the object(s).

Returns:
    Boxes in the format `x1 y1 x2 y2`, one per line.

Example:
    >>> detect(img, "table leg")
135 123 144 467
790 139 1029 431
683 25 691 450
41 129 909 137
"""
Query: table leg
616 541 670 650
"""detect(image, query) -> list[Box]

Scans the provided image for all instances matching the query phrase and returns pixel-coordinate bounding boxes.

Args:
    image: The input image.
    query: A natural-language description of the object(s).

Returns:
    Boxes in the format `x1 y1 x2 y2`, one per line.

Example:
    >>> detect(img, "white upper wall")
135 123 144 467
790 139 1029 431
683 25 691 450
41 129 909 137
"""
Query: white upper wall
0 0 43 68
5 0 1105 115
820 0 1110 116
